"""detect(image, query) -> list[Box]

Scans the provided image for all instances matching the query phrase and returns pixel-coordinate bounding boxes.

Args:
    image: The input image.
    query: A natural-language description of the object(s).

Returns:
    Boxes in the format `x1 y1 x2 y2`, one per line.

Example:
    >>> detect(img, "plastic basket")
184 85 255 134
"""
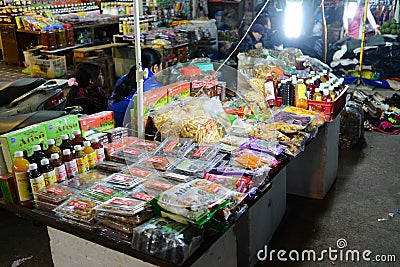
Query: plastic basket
276 86 348 121
31 55 67 78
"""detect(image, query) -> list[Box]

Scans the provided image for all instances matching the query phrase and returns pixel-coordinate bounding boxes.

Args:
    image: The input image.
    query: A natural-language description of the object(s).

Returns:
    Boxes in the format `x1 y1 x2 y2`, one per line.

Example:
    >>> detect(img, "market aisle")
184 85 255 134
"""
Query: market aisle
1 131 399 267
258 130 400 267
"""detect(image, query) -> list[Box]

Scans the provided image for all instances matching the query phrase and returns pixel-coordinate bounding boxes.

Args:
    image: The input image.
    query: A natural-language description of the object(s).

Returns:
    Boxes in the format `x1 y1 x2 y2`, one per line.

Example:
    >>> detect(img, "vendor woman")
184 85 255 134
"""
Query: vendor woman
108 48 163 127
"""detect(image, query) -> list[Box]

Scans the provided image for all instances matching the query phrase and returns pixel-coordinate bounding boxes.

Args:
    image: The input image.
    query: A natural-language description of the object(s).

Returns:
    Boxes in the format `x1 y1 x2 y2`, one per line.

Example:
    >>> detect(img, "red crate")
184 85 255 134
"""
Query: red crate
275 86 348 121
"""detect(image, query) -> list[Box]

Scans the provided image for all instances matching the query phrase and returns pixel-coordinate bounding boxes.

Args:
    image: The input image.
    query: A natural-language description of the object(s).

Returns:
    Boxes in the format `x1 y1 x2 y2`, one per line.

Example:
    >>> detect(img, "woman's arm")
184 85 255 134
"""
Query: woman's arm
366 6 381 35
343 2 349 36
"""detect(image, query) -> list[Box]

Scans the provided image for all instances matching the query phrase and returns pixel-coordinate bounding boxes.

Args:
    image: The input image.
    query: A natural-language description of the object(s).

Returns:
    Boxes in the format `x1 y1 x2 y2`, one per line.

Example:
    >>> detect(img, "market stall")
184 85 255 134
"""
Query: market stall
0 49 347 266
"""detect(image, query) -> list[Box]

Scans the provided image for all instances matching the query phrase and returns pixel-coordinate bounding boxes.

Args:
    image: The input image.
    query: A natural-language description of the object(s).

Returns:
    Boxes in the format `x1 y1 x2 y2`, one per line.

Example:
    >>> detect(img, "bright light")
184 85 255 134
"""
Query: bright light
347 2 358 19
284 1 303 38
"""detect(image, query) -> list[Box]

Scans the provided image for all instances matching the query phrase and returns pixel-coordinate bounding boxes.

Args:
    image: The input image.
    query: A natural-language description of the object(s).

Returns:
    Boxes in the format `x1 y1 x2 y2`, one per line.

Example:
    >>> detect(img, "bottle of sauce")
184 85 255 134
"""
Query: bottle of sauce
306 78 316 100
62 149 78 179
295 79 308 109
45 139 62 158
282 80 295 106
91 137 105 163
264 73 276 106
50 153 67 183
60 134 75 154
329 86 336 101
74 145 89 174
83 141 97 170
28 163 45 201
314 75 322 87
40 158 57 187
322 88 332 102
72 130 86 146
320 70 329 83
30 145 47 166
12 151 33 207
313 87 323 101
277 79 286 97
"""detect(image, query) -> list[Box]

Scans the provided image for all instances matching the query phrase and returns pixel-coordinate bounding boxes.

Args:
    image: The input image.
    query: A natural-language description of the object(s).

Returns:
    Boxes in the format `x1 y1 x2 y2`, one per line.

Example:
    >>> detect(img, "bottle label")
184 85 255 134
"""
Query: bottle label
298 84 307 100
76 156 89 174
54 165 68 183
128 167 149 177
264 81 276 101
316 95 322 101
14 172 32 201
30 175 45 198
96 147 105 163
43 170 57 187
65 160 78 178
87 151 97 169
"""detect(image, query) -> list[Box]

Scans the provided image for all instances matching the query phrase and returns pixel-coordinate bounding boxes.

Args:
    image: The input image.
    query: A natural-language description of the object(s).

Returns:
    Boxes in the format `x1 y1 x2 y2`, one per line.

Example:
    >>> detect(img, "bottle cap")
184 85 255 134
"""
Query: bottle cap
29 163 38 170
91 137 99 143
61 134 69 140
47 139 55 145
51 153 60 160
72 130 81 135
323 69 328 74
83 141 91 147
329 86 335 91
310 71 316 75
298 79 304 83
14 151 24 158
32 145 41 152
62 149 71 156
74 145 82 151
41 158 49 165
323 89 329 95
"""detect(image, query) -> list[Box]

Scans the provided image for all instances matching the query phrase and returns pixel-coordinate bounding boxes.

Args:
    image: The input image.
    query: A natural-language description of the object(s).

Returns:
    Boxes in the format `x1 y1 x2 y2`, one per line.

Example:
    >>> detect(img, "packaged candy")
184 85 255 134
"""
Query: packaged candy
36 185 75 205
240 138 287 156
54 197 98 222
103 173 145 190
140 156 178 171
162 172 193 183
153 137 193 157
83 184 126 202
96 210 153 226
125 179 176 202
131 217 203 264
109 147 147 164
123 164 159 179
61 176 94 191
184 144 220 161
204 173 253 193
93 197 146 215
128 140 160 152
270 110 314 128
233 149 278 169
96 161 128 173
172 158 211 177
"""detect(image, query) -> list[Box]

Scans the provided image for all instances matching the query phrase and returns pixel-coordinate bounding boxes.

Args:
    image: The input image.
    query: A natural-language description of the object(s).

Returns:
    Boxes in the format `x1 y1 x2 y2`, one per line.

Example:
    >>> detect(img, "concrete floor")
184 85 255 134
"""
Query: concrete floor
1 130 399 267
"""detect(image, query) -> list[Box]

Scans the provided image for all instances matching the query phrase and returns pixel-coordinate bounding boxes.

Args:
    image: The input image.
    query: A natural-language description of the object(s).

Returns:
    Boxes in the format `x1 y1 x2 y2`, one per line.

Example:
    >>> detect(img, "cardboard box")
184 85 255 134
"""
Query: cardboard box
78 111 115 138
0 124 47 173
41 115 80 146
167 81 190 102
0 173 17 203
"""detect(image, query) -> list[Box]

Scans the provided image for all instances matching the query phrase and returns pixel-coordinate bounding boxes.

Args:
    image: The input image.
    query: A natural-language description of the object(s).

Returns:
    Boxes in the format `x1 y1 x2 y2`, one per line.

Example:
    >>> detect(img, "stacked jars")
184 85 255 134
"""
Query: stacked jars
41 26 57 51
62 23 75 47
53 24 67 49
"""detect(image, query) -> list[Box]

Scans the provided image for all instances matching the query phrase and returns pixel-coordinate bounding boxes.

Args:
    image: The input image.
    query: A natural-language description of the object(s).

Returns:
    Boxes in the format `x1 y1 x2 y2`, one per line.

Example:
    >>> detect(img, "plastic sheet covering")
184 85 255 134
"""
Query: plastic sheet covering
339 101 364 150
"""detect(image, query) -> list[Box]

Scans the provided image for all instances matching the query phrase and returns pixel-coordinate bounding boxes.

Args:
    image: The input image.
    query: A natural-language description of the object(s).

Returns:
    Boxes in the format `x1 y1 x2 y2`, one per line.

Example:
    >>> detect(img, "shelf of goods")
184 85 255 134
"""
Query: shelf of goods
0 56 346 266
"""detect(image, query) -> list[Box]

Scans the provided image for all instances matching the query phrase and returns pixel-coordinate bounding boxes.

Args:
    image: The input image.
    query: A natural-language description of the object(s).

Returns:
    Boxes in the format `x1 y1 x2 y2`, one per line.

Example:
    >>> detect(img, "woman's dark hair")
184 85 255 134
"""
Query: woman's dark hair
112 48 162 103
142 48 162 69
113 65 137 103
75 62 101 89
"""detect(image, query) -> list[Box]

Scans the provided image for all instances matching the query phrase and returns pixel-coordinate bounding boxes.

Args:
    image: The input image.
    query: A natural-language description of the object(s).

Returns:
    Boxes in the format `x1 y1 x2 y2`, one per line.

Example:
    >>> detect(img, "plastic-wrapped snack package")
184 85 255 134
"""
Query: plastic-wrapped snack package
219 135 250 147
123 164 160 179
240 138 287 156
171 158 212 177
162 172 193 183
83 183 126 202
35 201 58 213
282 106 325 127
249 127 279 143
73 171 108 183
128 140 160 153
151 179 245 227
233 149 279 169
96 210 153 226
261 121 304 134
96 161 128 173
270 110 314 128
153 137 193 157
139 155 179 172
54 197 99 223
339 101 363 150
36 185 75 205
204 173 254 193
109 147 147 164
103 173 146 190
97 223 133 243
131 217 203 264
61 176 94 191
125 179 176 202
184 143 220 161
93 197 146 215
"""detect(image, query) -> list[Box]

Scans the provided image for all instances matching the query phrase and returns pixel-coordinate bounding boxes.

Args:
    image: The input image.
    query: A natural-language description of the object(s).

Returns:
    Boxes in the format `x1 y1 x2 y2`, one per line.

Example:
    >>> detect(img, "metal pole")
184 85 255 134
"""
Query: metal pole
134 0 144 139
358 0 369 86
321 0 327 63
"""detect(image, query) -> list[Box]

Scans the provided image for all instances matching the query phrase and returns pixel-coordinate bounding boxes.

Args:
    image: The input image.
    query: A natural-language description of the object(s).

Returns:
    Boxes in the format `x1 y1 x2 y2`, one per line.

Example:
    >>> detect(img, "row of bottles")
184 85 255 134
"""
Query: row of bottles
264 69 346 109
12 130 105 207
41 23 74 50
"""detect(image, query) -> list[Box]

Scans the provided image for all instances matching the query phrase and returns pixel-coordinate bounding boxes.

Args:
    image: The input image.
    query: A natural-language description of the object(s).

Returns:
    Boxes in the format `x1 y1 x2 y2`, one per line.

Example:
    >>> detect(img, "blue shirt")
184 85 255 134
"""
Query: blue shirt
108 70 162 127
